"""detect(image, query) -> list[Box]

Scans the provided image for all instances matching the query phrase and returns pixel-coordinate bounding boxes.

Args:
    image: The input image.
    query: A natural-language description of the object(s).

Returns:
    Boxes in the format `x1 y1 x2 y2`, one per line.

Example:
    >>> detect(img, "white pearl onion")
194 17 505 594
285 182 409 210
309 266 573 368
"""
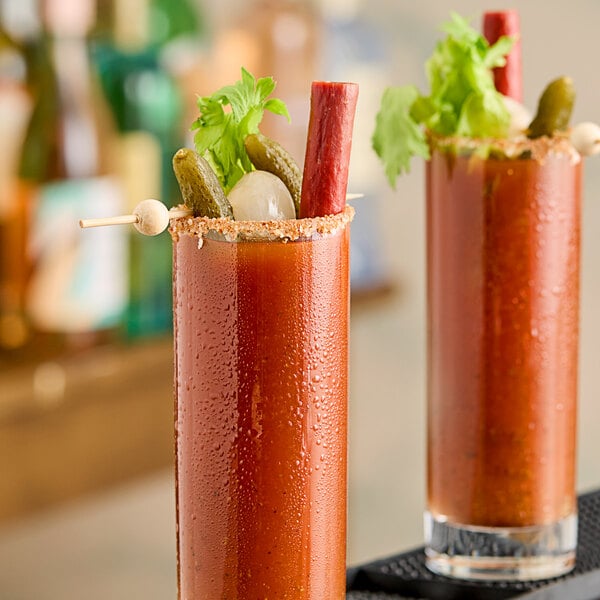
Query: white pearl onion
133 199 170 236
227 170 295 221
502 95 532 137
570 122 600 156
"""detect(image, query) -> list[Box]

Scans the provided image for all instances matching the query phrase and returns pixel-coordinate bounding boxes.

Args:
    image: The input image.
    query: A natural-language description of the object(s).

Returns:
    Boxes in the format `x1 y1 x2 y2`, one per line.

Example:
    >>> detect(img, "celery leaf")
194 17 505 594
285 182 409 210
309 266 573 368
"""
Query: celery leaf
372 86 430 188
373 12 515 188
192 67 290 193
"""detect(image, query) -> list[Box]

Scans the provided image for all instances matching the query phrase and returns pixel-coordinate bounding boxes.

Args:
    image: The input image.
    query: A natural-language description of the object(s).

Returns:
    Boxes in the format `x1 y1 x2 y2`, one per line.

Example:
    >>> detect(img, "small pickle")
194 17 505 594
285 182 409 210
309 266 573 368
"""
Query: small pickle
244 133 302 217
172 148 233 218
527 76 575 139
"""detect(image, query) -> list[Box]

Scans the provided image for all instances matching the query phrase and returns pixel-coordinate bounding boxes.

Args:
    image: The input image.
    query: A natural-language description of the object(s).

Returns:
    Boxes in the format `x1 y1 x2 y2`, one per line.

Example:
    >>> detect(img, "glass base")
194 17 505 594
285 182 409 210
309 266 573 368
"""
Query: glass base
424 511 577 581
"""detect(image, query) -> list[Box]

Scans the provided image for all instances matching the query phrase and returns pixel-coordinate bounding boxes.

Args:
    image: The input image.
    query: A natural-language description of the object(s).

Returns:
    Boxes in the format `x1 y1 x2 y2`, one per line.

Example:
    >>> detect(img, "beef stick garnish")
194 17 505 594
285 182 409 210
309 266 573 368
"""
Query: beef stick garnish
483 10 523 102
300 81 359 218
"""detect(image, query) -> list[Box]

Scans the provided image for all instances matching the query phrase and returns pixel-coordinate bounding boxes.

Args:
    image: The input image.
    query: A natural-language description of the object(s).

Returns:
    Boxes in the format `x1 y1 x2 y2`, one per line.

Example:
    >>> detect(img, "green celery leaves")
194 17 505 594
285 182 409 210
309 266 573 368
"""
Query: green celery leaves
373 12 515 187
192 67 290 193
372 86 430 189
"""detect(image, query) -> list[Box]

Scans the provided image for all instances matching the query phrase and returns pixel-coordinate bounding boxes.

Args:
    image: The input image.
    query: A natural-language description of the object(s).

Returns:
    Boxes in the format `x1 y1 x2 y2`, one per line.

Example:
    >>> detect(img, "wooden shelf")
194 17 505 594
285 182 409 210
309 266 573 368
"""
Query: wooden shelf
0 338 175 523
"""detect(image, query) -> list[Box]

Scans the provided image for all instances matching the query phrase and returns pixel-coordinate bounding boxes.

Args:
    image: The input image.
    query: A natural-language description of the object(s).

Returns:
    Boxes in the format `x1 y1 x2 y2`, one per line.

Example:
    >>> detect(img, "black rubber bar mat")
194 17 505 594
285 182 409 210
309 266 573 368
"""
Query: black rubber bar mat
347 489 600 600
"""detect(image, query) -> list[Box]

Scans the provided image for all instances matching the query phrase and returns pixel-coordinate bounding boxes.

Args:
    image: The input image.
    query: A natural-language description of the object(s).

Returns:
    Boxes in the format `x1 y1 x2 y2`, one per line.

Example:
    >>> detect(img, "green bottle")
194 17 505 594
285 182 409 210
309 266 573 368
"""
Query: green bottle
93 0 190 338
11 0 127 360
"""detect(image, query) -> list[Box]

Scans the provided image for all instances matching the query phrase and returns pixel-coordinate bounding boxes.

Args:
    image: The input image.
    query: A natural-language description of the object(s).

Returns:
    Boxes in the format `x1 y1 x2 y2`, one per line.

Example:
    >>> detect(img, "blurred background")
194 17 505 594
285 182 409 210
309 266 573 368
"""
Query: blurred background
1 0 600 598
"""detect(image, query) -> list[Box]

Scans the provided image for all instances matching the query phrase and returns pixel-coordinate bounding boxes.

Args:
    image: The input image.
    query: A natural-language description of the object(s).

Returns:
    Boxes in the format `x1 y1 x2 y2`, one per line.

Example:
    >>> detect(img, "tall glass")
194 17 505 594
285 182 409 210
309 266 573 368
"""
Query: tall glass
425 136 581 581
171 208 352 599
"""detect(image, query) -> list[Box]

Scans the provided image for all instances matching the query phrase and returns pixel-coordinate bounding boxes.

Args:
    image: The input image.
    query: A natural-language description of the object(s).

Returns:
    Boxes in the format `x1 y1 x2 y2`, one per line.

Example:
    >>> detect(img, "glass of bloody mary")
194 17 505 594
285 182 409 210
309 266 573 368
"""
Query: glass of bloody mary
425 134 581 580
171 207 353 599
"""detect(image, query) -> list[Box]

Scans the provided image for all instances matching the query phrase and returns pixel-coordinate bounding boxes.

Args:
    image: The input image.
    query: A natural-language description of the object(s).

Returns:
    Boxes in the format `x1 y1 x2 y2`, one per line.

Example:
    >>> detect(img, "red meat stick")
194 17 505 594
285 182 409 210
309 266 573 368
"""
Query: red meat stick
300 81 359 218
483 10 522 102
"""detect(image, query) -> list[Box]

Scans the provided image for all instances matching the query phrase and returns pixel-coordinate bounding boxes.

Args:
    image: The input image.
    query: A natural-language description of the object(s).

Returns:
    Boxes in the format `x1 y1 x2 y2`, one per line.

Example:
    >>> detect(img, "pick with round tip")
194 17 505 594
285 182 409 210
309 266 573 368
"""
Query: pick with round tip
570 122 600 156
133 199 170 236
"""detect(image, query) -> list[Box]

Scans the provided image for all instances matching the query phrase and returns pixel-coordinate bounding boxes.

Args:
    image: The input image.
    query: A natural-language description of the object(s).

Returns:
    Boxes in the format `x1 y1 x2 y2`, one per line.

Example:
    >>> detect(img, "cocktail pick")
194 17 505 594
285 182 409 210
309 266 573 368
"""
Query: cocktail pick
79 194 364 236
79 200 192 236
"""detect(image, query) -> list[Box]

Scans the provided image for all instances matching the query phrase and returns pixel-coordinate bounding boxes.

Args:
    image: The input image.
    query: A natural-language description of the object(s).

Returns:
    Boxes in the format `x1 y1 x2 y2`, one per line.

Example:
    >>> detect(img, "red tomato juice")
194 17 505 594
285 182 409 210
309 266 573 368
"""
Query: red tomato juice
172 214 350 599
427 143 581 528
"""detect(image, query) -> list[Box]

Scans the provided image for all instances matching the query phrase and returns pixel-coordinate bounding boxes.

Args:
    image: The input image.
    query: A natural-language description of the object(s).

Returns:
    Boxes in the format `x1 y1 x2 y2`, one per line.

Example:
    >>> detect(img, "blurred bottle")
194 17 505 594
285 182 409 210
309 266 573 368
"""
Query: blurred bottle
14 0 127 359
148 0 206 47
0 0 33 355
93 0 189 338
232 0 320 164
151 0 210 135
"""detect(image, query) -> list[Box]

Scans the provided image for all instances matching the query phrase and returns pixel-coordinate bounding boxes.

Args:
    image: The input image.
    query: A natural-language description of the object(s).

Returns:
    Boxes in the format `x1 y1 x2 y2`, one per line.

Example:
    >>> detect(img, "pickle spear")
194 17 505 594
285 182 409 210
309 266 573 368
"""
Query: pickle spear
244 133 302 217
527 76 575 139
172 148 233 218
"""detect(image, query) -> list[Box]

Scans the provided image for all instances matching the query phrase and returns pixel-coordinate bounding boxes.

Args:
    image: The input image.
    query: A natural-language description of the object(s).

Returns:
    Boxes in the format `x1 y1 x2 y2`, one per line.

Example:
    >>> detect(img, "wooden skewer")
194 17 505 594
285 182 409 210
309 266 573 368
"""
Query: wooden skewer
79 207 192 229
79 201 193 236
79 214 139 229
79 194 364 236
168 208 194 219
